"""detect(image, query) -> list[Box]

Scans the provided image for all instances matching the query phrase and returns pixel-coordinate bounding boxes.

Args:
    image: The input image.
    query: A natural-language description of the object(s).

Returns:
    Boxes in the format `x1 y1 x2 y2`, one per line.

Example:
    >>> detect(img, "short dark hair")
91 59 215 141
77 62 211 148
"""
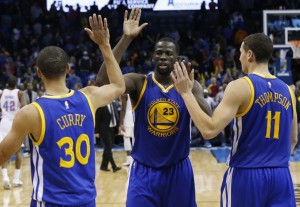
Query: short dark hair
37 46 69 80
155 37 180 54
243 33 273 63
7 75 17 88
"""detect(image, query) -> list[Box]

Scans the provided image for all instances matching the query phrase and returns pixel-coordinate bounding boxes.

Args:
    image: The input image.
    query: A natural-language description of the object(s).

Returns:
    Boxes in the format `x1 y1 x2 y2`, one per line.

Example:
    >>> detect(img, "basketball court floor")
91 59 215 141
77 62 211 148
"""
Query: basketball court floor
0 147 299 207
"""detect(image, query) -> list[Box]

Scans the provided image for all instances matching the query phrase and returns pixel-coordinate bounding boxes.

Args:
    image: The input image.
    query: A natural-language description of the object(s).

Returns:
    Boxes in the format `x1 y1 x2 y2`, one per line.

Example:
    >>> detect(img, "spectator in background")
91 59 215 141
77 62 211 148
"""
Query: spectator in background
222 68 234 84
209 0 218 11
207 76 220 97
95 102 122 173
203 88 216 110
74 82 83 90
2 55 15 82
78 50 93 85
203 88 215 148
122 60 135 74
66 69 82 89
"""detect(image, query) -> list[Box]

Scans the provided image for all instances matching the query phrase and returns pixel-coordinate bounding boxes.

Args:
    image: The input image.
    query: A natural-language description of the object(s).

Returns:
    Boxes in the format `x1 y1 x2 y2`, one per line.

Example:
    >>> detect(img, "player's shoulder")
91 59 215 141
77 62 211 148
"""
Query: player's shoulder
13 104 39 123
225 77 251 97
125 72 146 79
125 72 146 85
227 77 249 88
20 104 39 115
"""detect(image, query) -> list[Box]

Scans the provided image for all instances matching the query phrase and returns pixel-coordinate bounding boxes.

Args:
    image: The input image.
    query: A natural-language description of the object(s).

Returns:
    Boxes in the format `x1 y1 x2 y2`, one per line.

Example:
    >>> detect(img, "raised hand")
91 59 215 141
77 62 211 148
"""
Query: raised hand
84 14 110 48
123 8 148 39
171 62 194 95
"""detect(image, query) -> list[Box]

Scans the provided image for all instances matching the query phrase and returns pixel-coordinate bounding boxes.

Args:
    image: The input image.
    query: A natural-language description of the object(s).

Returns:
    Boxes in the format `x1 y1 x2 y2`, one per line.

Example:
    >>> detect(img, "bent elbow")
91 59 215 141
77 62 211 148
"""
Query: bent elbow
201 129 218 140
119 86 126 96
118 81 126 96
114 86 126 98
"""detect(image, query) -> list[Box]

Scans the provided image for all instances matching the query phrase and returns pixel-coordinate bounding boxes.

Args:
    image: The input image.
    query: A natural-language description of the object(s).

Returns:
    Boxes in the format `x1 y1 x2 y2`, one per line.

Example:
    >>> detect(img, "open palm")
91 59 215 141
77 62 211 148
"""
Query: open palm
123 8 148 39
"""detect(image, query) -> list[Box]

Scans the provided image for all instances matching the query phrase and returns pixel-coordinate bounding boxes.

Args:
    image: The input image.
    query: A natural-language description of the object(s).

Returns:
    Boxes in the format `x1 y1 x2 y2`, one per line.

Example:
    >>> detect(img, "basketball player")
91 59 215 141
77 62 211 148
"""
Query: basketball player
96 8 211 207
0 14 125 206
172 33 298 207
119 93 134 166
0 75 26 189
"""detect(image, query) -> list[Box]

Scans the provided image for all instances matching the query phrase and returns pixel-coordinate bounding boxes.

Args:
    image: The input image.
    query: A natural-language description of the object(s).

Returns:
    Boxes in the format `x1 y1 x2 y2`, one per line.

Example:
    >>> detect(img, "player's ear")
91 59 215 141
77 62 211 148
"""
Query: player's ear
37 67 42 78
247 50 254 62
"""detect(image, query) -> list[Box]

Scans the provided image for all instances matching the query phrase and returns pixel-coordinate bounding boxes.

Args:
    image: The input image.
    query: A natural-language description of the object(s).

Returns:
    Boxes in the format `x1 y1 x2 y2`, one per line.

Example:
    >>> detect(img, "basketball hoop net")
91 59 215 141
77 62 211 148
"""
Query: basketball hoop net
288 40 300 59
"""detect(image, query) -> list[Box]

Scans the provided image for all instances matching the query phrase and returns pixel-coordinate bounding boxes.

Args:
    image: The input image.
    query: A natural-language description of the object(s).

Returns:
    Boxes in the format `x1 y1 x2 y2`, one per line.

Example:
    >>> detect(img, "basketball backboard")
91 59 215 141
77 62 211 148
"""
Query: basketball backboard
263 10 300 48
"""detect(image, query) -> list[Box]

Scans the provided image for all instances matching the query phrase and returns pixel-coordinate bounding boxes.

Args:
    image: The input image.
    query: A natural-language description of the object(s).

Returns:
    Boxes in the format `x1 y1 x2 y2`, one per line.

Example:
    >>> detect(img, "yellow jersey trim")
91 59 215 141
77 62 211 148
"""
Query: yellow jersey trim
236 77 254 117
132 76 147 111
152 73 174 92
79 91 95 127
252 73 276 79
287 85 296 118
42 90 75 99
31 102 46 146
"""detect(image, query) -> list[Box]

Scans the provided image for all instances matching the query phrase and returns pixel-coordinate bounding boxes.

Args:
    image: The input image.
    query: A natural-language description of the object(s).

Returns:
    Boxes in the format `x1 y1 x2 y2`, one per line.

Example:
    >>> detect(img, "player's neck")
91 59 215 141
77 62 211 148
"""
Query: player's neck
44 82 70 96
154 73 173 88
249 63 271 76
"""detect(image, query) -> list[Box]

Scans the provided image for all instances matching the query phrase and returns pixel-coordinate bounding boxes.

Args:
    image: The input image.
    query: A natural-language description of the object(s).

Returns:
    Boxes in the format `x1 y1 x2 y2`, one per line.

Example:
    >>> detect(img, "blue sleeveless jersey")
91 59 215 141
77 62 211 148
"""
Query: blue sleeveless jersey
131 73 192 168
229 74 295 168
29 90 96 205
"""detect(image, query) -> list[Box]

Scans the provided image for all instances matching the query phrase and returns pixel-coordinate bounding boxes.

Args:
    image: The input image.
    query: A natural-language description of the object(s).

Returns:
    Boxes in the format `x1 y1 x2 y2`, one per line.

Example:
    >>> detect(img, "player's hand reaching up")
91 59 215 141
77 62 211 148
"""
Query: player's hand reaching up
123 8 148 40
84 14 110 48
171 61 195 96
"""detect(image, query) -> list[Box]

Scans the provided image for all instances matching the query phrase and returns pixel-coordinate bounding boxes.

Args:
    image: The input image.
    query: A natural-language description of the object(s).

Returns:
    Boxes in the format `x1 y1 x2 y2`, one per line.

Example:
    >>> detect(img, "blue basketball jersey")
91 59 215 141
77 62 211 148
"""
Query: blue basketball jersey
29 90 96 205
131 73 192 168
228 74 295 168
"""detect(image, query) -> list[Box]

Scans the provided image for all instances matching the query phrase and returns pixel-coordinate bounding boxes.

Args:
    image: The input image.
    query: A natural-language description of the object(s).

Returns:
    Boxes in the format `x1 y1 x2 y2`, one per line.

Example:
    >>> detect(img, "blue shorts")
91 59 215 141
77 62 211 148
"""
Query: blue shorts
221 167 296 207
126 157 197 207
30 199 95 207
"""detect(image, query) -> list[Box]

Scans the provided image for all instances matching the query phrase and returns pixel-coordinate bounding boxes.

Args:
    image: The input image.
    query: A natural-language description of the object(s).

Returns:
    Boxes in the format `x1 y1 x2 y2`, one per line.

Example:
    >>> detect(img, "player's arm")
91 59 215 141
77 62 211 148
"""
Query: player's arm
172 62 248 139
95 8 148 92
119 94 127 132
192 80 212 116
290 91 298 153
83 14 125 109
0 106 32 165
18 90 27 107
291 114 298 153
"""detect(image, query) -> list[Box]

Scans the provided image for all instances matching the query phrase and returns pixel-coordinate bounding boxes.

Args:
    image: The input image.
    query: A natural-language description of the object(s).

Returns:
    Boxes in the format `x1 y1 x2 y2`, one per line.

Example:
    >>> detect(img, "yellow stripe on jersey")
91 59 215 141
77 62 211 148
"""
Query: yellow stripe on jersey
253 72 276 79
152 73 174 92
31 102 46 146
79 91 95 127
132 75 148 111
236 77 254 117
287 85 296 118
42 90 75 99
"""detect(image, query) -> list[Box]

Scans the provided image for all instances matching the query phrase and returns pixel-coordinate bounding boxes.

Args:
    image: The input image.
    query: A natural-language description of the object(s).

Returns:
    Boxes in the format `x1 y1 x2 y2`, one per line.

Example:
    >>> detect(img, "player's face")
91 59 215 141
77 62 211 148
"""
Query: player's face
153 41 177 76
239 42 249 74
